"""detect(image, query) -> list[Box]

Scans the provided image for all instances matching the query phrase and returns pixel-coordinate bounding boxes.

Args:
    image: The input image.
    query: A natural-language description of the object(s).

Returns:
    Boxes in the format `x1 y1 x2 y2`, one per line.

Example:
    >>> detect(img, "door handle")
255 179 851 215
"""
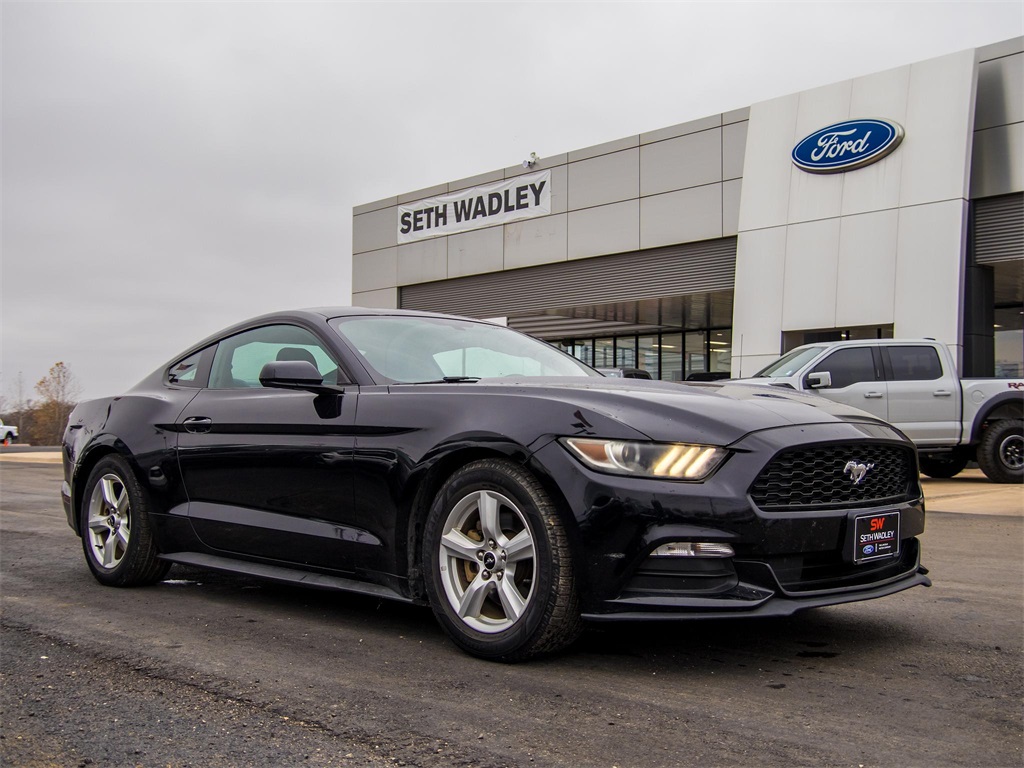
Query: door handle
182 416 213 434
864 392 884 399
933 390 953 397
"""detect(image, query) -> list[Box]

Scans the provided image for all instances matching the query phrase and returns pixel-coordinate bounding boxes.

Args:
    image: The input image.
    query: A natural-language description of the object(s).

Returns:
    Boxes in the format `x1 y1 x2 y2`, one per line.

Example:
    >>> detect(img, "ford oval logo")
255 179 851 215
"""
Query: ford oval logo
792 119 904 174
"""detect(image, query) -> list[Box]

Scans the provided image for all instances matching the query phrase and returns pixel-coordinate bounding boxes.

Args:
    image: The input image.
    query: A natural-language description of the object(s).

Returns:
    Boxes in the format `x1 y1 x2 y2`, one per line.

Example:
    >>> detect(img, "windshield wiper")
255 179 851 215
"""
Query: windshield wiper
397 376 482 384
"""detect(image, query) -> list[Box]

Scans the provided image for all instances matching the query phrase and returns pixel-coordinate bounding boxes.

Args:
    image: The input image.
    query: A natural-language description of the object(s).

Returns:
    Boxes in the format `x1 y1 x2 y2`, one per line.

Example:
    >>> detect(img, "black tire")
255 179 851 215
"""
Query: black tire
79 455 171 586
918 451 969 479
423 458 582 662
977 419 1024 484
2 433 14 446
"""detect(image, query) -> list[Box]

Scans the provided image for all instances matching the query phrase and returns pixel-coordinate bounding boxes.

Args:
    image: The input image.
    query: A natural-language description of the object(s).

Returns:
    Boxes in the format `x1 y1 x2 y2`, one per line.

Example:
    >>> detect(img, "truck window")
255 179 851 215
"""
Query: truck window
811 348 877 388
754 346 827 377
888 346 943 381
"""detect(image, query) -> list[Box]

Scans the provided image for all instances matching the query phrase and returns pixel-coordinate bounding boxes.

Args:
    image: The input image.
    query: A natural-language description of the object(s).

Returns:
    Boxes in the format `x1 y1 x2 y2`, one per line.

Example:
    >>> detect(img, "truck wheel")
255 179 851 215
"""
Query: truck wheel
2 433 14 446
977 419 1023 484
918 451 969 479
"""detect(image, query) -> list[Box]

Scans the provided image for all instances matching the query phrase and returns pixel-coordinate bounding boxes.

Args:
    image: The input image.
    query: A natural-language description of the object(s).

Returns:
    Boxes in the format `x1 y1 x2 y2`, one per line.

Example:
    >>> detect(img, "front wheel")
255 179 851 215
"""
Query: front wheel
423 459 582 661
977 419 1024 484
80 455 171 586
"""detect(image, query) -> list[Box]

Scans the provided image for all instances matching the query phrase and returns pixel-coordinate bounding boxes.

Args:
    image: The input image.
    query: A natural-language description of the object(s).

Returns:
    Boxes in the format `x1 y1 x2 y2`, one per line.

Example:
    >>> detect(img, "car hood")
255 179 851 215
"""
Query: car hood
397 377 890 446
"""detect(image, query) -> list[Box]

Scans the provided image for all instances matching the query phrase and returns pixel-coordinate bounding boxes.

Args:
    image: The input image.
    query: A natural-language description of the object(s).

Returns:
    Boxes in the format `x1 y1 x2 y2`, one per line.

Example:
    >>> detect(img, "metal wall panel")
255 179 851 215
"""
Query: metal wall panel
975 52 1023 131
974 192 1024 264
971 122 1024 198
400 238 737 318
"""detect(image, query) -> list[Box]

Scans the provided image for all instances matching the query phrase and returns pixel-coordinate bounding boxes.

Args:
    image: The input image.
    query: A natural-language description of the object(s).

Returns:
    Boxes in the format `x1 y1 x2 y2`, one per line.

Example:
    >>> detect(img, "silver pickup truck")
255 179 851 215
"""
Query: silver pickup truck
736 339 1023 483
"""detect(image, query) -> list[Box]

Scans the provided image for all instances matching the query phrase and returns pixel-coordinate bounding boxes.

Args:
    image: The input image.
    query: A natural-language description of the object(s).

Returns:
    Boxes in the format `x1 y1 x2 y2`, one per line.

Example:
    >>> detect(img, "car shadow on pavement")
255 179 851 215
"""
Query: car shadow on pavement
158 562 925 675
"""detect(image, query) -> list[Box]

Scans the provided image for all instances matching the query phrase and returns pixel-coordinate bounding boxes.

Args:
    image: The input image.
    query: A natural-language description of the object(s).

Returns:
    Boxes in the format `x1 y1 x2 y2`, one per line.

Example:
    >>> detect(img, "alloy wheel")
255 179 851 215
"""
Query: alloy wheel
86 473 132 570
437 489 536 633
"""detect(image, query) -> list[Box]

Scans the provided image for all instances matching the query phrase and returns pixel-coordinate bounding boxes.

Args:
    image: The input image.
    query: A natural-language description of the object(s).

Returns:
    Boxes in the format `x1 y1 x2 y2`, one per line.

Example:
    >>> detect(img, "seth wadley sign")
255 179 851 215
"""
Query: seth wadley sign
397 170 551 243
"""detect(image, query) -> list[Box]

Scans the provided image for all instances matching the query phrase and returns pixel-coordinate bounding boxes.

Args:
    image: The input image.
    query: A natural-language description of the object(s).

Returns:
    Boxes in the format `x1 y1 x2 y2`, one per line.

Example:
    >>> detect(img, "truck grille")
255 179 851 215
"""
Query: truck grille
750 443 917 511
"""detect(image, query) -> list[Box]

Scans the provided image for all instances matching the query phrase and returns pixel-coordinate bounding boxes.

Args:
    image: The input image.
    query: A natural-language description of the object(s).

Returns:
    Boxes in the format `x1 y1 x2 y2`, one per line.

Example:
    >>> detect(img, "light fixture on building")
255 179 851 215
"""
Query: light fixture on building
522 152 540 169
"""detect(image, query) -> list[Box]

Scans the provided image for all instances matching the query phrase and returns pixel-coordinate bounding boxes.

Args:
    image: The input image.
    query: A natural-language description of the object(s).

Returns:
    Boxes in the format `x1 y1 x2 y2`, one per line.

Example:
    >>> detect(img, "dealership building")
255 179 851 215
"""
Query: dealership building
352 37 1023 381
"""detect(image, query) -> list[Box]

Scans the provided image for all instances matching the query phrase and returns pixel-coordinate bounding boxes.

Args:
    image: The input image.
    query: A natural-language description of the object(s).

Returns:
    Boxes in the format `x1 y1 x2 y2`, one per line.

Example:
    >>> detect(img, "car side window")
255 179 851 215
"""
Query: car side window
167 348 215 388
811 348 877 389
888 346 943 381
209 325 342 389
167 351 204 387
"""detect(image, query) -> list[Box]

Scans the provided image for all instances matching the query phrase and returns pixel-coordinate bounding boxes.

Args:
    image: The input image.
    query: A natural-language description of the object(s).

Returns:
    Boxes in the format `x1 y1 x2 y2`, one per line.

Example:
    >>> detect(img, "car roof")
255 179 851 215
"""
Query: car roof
171 306 488 364
301 306 466 320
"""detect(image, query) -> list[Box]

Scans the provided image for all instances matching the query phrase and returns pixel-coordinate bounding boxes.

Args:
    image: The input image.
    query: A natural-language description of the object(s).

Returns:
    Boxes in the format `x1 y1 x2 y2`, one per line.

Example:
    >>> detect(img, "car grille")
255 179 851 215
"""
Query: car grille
750 442 917 511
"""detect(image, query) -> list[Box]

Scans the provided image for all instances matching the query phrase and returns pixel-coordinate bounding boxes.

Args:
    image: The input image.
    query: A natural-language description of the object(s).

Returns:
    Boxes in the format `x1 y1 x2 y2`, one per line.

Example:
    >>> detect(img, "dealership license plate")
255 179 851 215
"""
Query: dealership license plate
852 511 900 563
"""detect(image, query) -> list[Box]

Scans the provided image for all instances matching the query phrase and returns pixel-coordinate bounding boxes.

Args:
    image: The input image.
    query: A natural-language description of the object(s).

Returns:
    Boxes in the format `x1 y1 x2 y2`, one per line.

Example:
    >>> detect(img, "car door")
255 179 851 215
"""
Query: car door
807 346 889 421
882 344 961 445
175 323 375 574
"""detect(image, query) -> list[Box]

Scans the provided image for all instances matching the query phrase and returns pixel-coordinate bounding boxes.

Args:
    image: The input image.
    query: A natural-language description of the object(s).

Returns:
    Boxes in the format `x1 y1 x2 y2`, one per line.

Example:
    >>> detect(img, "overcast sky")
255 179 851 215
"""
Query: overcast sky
2 1 1021 402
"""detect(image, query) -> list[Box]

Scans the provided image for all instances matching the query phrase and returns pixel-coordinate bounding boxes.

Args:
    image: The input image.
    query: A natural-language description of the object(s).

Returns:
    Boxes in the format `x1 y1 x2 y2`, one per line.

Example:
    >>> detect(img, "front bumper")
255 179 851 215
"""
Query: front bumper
530 421 930 619
582 543 930 620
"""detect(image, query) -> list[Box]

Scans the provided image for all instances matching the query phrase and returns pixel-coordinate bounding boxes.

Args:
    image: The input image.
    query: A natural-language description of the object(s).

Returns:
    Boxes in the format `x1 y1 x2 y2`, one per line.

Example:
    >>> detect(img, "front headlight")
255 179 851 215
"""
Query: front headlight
560 437 728 481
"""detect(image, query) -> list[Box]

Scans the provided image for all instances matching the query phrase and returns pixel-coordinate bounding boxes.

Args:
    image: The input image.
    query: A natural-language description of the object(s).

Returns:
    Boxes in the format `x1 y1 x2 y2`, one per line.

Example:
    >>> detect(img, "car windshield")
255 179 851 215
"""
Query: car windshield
330 315 599 383
752 346 827 378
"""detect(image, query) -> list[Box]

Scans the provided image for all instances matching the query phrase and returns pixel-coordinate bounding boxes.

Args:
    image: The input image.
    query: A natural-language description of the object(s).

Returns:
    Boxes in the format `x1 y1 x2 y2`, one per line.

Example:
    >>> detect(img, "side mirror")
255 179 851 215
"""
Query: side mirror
259 361 339 395
806 371 832 389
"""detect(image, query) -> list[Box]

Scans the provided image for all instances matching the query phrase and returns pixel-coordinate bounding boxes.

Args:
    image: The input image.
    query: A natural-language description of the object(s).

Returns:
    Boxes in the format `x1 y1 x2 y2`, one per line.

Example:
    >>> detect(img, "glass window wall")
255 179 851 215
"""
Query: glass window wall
709 330 732 374
684 332 706 380
660 333 684 381
557 327 733 381
994 306 1023 378
594 338 615 369
637 335 659 378
615 337 637 369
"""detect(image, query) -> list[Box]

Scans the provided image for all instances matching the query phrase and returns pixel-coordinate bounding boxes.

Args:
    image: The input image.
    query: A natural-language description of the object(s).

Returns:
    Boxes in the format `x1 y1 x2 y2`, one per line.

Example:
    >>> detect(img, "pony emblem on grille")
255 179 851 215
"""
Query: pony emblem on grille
843 461 875 485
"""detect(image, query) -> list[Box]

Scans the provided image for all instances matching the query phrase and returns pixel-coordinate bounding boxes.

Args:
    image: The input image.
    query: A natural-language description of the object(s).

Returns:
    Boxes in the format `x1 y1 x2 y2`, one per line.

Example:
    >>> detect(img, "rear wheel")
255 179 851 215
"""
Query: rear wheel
80 455 170 586
423 459 582 661
918 451 969 479
977 420 1024 484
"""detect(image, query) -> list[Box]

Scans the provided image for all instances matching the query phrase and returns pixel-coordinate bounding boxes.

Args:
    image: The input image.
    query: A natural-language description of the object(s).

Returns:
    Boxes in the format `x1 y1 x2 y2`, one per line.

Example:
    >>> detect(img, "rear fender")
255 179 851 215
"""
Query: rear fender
969 391 1024 443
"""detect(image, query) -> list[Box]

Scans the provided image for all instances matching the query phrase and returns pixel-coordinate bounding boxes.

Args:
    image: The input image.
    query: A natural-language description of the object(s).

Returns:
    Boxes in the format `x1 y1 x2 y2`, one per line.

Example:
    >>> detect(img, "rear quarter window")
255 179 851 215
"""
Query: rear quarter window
167 350 207 387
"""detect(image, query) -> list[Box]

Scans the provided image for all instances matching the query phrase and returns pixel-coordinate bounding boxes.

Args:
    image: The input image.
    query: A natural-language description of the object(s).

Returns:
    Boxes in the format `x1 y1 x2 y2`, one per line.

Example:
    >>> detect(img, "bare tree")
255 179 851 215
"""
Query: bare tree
34 362 81 445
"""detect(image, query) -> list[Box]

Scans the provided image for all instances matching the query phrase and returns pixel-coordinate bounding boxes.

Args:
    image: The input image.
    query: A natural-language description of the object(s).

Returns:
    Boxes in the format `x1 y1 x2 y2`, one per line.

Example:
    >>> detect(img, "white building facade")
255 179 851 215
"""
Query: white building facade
352 38 1023 381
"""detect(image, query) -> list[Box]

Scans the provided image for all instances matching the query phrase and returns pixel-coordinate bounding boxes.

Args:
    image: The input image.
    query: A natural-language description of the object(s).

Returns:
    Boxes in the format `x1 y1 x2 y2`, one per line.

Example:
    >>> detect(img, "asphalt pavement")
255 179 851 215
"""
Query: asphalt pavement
1 458 1021 768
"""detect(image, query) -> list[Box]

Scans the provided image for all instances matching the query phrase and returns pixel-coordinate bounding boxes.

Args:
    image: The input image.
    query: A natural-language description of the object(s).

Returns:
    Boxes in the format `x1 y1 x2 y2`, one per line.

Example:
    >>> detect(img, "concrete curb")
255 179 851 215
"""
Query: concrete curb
0 451 63 464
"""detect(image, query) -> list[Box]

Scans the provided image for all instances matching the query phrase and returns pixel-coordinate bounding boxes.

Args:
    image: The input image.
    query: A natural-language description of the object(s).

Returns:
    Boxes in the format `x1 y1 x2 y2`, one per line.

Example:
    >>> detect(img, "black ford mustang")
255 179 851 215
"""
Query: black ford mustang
62 307 930 660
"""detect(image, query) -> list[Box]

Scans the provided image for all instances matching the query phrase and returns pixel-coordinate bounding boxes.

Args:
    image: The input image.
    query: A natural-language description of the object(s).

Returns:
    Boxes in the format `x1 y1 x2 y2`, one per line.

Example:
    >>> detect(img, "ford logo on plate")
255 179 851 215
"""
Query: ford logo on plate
792 118 904 174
